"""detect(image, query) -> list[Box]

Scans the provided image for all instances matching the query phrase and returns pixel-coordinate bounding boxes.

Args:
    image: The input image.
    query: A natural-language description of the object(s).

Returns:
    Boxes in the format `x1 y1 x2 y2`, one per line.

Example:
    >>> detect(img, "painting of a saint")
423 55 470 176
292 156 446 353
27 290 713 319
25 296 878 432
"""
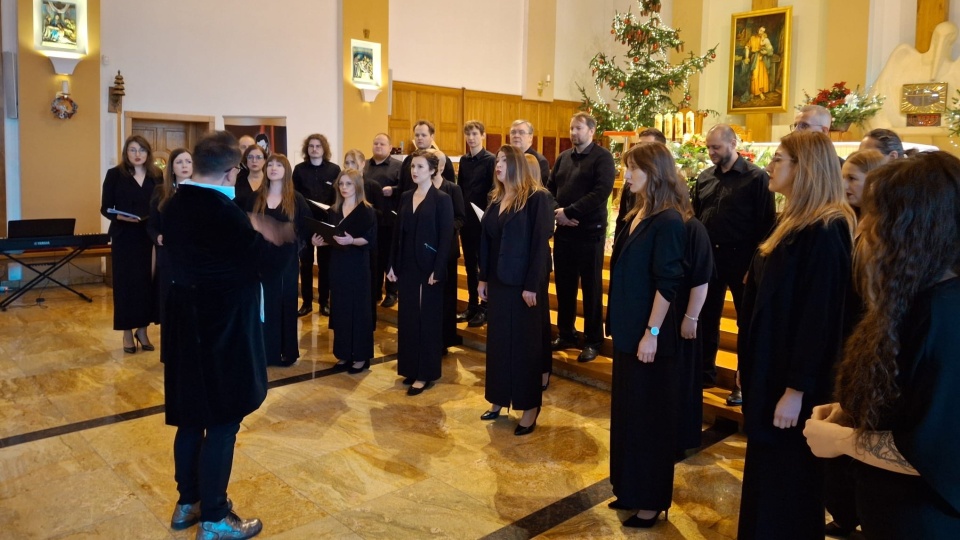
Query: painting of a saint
729 7 791 113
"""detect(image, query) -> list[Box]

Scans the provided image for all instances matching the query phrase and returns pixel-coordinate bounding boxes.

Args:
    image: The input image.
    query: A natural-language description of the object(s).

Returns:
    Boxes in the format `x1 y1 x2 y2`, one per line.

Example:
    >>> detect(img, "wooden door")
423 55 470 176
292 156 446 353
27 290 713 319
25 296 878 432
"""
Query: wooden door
125 112 215 171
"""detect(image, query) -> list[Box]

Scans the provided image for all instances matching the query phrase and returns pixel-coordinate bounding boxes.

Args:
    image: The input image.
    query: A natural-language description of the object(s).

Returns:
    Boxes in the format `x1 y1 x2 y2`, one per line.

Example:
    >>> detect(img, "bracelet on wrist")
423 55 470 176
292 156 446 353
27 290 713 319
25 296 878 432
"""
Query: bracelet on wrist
684 314 698 321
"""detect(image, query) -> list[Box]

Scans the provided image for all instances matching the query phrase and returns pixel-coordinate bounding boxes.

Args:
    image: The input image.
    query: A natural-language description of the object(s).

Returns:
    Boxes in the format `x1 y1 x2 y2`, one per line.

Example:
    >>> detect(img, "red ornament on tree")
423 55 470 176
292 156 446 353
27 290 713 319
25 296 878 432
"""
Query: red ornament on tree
633 57 640 63
668 80 674 86
619 81 625 88
710 53 716 59
643 89 650 96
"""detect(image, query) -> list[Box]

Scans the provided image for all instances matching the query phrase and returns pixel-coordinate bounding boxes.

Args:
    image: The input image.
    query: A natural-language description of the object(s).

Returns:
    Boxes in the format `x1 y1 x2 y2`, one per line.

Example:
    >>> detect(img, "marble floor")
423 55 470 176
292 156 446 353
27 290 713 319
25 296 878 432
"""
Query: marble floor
0 283 750 539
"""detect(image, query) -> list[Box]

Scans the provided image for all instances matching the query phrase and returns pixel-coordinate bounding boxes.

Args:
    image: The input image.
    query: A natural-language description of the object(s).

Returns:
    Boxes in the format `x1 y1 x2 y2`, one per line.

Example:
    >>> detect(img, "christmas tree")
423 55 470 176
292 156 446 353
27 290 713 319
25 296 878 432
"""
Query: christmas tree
578 0 718 133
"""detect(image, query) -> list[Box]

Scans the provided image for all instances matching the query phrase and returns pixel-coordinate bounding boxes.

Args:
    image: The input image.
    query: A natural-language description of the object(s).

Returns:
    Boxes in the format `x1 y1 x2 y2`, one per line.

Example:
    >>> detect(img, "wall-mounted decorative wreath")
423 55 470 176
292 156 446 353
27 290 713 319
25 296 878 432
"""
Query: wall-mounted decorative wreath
51 95 78 119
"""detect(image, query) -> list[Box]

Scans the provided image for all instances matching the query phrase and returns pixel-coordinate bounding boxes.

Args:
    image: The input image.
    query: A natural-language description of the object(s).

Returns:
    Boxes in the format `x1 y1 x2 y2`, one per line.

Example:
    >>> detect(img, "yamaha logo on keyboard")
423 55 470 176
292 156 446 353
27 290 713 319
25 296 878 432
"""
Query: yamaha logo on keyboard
34 241 51 246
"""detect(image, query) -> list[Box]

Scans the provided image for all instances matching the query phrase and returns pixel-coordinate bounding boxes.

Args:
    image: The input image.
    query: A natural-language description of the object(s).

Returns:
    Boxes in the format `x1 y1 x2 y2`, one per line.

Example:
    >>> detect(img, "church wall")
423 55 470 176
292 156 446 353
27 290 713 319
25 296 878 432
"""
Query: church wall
99 0 342 197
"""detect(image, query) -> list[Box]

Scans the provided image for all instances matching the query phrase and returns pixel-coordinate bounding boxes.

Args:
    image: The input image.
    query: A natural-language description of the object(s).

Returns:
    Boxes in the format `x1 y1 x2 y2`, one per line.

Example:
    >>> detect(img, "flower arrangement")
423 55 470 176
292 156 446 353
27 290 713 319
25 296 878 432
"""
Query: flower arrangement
798 81 885 129
945 90 960 138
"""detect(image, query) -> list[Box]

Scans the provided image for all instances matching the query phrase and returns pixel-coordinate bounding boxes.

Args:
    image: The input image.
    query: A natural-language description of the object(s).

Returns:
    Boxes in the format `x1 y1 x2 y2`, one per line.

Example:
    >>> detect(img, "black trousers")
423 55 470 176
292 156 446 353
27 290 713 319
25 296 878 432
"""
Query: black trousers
173 422 241 522
700 243 752 384
299 244 331 307
376 225 398 299
824 456 860 529
460 216 484 309
553 236 604 345
442 256 462 348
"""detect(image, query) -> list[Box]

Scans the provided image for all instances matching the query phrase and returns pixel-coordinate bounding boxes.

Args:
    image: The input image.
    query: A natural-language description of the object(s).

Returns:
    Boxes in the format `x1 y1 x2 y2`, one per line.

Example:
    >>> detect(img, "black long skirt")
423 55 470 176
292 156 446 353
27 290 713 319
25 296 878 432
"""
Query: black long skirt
261 244 300 365
396 261 443 382
330 245 374 362
609 348 677 510
110 227 155 330
675 333 704 451
484 276 543 411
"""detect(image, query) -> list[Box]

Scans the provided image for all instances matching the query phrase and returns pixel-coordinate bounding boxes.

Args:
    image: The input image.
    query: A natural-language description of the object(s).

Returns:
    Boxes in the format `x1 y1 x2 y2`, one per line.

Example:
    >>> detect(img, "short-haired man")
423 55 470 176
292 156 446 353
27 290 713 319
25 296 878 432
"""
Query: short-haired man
693 124 775 400
395 120 455 196
792 105 832 134
548 112 616 363
292 134 341 317
456 120 496 326
859 128 905 159
614 128 668 238
162 131 293 539
364 133 402 307
511 119 550 182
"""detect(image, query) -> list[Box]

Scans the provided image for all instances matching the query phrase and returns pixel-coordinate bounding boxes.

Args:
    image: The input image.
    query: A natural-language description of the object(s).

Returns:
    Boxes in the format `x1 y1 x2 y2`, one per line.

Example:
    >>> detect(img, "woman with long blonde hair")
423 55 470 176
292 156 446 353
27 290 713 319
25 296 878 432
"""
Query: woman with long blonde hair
242 153 311 366
312 167 377 373
737 130 855 539
478 145 554 434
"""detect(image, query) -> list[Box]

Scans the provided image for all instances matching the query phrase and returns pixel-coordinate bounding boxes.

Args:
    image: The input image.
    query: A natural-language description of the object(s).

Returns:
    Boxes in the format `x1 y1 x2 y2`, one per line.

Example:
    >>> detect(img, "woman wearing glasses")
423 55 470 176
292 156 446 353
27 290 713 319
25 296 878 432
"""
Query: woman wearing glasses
242 153 311 366
100 135 162 353
235 144 267 202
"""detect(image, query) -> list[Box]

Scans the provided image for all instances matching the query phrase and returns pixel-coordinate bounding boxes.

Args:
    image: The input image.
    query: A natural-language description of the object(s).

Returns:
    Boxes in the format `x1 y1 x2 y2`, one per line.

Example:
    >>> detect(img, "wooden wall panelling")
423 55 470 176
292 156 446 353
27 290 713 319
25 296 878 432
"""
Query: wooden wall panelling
388 85 415 152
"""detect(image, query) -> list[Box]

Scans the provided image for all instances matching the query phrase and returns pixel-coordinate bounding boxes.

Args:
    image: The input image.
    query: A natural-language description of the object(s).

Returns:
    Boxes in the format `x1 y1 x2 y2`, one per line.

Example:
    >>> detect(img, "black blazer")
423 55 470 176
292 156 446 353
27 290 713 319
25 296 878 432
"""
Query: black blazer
606 209 685 356
100 166 159 239
389 186 454 282
437 180 465 261
478 190 554 291
738 218 852 442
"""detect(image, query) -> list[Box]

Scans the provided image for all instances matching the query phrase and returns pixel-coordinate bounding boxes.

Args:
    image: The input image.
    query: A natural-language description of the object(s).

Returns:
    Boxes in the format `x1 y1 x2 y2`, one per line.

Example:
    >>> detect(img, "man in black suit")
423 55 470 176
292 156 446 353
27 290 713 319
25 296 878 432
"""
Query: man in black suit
456 120 496 327
547 112 616 363
364 133 402 307
510 119 550 182
162 131 292 540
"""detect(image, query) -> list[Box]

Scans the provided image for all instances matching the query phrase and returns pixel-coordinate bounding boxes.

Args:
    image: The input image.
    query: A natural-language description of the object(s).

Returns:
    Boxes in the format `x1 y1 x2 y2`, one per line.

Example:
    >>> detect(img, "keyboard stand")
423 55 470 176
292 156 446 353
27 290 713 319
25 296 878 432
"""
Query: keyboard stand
0 246 94 311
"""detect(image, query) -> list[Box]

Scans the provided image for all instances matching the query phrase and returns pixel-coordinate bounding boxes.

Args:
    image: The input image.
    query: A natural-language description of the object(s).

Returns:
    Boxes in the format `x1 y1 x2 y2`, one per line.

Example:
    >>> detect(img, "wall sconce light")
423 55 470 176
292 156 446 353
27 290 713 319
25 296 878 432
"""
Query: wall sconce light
51 78 77 120
537 74 552 96
108 70 125 113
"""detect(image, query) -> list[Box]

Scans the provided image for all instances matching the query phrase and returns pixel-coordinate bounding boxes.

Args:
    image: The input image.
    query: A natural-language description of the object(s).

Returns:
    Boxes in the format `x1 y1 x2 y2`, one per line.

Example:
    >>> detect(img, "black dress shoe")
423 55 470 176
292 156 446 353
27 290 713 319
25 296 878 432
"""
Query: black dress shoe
550 336 578 351
726 388 743 406
331 361 349 373
514 407 540 436
297 304 313 317
607 499 633 510
577 345 600 363
467 309 487 327
542 373 551 392
480 408 502 420
320 305 331 317
622 509 667 528
456 307 476 322
406 381 433 396
380 294 397 308
348 359 370 374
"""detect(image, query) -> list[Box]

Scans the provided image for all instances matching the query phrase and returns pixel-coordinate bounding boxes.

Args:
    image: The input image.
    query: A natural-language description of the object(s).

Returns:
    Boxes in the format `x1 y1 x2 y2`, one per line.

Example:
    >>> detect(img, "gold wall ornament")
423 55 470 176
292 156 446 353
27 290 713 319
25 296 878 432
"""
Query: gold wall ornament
900 83 947 114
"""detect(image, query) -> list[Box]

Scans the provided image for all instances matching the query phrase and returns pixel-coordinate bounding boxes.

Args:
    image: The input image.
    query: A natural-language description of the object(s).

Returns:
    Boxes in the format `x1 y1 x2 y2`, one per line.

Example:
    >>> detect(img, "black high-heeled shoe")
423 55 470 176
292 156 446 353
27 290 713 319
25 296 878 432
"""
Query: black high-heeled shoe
480 406 508 421
134 329 155 351
514 407 541 436
348 359 370 374
406 381 433 396
331 361 349 373
123 341 137 354
622 509 668 528
607 499 633 510
542 373 551 391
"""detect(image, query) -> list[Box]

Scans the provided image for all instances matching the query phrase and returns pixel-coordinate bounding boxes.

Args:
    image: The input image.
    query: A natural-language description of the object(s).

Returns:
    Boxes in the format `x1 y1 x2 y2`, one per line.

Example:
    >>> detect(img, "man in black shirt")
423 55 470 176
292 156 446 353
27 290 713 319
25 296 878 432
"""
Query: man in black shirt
510 119 550 182
364 133 402 307
693 124 775 392
293 134 341 317
395 120 455 197
547 112 616 363
456 120 496 327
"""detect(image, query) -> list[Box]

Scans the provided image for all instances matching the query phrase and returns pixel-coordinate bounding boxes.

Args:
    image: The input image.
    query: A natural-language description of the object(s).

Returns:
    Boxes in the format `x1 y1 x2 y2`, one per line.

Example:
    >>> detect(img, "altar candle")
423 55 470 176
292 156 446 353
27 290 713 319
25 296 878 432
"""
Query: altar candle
654 113 663 134
674 112 684 140
686 111 695 135
663 114 673 141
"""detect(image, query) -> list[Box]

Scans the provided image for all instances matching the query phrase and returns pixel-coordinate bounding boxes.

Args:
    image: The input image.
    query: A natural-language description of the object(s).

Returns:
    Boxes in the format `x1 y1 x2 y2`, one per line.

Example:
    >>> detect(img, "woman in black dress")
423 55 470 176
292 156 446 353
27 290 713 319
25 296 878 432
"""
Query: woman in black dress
244 153 311 367
234 145 267 203
147 148 192 326
605 142 686 528
736 131 855 539
478 145 553 435
312 167 376 374
428 150 465 354
522 154 556 392
343 149 386 323
100 135 161 353
386 149 453 395
805 151 960 539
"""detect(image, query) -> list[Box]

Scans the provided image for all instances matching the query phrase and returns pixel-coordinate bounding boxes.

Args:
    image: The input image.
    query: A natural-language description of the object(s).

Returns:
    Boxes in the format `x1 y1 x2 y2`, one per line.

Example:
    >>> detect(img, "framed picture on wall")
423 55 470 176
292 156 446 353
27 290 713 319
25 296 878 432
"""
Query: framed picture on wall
350 39 381 87
34 0 86 53
728 6 792 114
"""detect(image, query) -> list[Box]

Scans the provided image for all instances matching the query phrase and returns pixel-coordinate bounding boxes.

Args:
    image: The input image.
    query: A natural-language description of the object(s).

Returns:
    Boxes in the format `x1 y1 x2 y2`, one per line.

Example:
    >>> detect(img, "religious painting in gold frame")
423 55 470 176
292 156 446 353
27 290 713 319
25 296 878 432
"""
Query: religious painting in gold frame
728 6 792 114
900 83 947 114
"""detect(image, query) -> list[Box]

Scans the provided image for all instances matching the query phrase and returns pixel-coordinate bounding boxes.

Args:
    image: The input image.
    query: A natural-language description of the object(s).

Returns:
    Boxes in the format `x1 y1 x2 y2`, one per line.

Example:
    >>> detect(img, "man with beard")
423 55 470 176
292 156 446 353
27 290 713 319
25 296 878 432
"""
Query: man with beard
692 124 775 404
364 133 402 307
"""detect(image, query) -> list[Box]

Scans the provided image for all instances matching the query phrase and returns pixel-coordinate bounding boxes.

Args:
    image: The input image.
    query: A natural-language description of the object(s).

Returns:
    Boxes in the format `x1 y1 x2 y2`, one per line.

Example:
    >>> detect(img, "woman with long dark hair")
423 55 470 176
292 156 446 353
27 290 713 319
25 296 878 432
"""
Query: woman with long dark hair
606 142 686 528
100 135 162 353
244 153 311 366
312 167 377 373
805 151 960 538
736 131 855 539
478 145 553 435
147 148 192 325
386 149 453 395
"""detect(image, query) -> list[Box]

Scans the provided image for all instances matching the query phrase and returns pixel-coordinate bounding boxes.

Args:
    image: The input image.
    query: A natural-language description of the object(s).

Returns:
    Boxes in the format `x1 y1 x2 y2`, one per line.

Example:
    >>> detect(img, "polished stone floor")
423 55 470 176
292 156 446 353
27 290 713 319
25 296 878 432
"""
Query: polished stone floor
0 283 751 539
